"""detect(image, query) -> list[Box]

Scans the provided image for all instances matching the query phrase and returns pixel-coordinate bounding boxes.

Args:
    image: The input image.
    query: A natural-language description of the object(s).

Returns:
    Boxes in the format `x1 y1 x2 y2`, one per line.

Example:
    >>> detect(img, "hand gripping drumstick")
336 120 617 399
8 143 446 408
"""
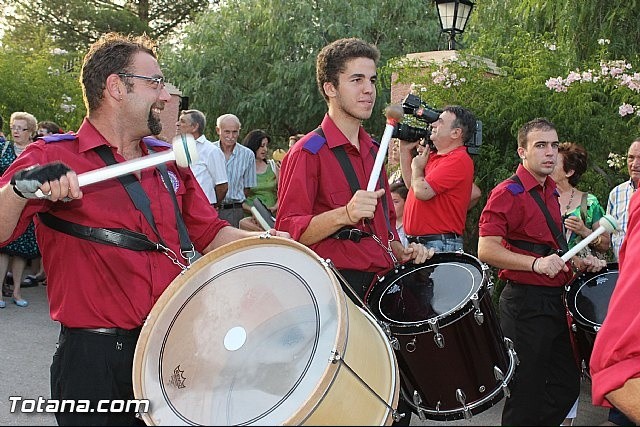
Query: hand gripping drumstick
34 134 198 198
561 214 619 262
366 105 404 191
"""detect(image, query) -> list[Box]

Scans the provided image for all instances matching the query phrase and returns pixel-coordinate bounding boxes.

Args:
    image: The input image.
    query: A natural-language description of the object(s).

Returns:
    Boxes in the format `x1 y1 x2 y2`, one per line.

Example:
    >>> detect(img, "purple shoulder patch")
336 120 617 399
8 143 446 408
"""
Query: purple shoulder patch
142 137 172 149
302 134 326 154
506 182 524 195
41 132 77 143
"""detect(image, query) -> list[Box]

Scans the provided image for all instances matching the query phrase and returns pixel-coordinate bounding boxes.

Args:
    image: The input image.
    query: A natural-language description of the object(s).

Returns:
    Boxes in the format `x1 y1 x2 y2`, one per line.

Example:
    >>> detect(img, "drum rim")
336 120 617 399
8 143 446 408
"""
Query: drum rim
367 252 488 329
565 264 618 330
133 236 350 426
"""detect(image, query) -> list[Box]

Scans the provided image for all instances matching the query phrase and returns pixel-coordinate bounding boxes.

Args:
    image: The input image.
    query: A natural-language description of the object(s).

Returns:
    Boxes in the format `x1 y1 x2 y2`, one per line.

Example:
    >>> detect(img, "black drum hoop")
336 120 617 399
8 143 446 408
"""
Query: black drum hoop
366 252 489 334
565 263 618 332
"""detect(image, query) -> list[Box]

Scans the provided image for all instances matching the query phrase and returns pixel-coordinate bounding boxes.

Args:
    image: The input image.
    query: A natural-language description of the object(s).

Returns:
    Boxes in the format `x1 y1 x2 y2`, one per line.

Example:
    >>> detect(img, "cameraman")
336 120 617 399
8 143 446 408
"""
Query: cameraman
399 105 477 251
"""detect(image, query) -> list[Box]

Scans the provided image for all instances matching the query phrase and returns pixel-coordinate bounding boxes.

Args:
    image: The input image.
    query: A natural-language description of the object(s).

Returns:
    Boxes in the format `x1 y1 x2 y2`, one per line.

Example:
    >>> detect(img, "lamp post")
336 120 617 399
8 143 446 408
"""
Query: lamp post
435 0 475 50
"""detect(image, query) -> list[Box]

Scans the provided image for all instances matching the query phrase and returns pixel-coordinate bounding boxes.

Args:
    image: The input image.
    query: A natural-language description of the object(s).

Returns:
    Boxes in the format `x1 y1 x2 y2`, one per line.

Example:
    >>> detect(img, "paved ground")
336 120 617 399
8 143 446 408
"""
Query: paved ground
0 282 610 426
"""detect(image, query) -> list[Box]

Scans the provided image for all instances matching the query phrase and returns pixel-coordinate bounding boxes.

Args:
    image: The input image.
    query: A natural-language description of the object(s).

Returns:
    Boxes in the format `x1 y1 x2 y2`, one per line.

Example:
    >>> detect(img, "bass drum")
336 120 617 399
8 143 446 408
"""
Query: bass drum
133 236 399 425
365 252 517 421
564 262 618 377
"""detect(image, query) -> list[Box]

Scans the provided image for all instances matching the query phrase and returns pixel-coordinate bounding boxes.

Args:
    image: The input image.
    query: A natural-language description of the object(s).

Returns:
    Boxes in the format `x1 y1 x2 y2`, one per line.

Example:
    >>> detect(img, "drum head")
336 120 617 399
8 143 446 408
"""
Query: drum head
133 237 347 425
367 252 485 328
566 263 618 330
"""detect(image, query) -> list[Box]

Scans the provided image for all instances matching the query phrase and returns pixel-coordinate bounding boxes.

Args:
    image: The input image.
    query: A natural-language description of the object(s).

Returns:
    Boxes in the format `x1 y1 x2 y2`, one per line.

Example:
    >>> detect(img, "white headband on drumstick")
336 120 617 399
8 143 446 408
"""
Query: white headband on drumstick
366 105 404 191
35 134 198 198
561 214 619 262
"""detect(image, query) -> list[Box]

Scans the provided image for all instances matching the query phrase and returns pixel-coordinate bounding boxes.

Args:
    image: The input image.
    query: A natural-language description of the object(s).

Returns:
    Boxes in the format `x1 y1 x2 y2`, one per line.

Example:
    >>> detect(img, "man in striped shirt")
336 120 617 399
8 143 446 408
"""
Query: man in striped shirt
607 138 640 260
214 113 257 227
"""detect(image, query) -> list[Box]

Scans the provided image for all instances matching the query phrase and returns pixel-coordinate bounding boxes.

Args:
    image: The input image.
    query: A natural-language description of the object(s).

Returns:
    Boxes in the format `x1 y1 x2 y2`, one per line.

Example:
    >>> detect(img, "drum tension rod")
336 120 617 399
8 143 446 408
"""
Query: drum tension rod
471 294 484 325
329 350 404 422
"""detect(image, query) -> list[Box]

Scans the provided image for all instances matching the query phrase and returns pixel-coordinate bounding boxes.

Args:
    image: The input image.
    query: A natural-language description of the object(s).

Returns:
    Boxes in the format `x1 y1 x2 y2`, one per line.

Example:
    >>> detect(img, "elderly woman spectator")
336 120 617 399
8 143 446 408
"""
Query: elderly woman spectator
0 112 41 308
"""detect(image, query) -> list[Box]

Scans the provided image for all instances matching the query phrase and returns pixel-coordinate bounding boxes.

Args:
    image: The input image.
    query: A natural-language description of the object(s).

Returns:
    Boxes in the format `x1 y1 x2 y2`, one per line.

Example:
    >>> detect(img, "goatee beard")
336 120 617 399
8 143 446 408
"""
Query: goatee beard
148 110 162 136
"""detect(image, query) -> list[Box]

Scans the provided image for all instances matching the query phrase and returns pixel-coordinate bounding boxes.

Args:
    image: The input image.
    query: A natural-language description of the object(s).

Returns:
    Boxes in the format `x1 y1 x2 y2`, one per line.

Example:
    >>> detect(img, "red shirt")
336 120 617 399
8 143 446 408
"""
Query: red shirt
591 190 640 407
276 114 398 273
478 164 571 287
0 119 228 329
404 146 473 236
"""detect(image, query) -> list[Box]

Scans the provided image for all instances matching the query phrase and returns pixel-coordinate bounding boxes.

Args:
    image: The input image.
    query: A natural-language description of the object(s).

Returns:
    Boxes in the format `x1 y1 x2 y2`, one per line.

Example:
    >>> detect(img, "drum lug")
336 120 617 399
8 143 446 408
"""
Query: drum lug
472 294 484 325
565 284 571 292
428 319 445 348
412 391 427 421
494 365 504 381
505 337 519 366
455 389 472 420
593 325 600 333
571 323 577 332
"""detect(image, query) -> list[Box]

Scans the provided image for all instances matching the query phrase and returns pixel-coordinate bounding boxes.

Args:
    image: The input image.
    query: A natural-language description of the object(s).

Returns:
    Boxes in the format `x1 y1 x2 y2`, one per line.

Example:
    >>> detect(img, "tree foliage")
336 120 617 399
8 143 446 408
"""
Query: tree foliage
162 0 441 146
466 0 640 63
0 32 84 132
1 0 217 52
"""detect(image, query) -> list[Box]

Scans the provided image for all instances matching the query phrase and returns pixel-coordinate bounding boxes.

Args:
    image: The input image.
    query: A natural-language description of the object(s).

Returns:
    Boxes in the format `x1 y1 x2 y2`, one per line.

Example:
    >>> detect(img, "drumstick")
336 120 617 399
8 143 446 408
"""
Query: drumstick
561 214 619 262
366 105 404 191
250 206 271 231
35 134 198 198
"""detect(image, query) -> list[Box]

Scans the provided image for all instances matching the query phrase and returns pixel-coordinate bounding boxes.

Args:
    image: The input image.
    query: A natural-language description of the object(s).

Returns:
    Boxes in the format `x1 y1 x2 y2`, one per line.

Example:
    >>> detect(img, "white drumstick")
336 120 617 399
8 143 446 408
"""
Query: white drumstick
561 214 619 262
366 105 404 191
250 207 271 231
35 134 198 198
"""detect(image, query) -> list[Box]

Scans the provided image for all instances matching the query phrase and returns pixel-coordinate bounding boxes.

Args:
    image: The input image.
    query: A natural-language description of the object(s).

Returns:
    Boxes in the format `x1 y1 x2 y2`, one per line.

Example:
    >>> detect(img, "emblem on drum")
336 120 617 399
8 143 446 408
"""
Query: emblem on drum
169 365 186 389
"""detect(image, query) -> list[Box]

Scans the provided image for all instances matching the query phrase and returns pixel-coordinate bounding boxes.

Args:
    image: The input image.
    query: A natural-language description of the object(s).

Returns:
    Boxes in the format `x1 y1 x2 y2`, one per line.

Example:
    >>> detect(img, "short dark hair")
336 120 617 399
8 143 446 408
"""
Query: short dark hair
37 121 63 134
316 38 380 103
389 181 408 200
443 105 476 144
242 129 271 156
559 142 588 187
517 118 556 149
81 32 157 113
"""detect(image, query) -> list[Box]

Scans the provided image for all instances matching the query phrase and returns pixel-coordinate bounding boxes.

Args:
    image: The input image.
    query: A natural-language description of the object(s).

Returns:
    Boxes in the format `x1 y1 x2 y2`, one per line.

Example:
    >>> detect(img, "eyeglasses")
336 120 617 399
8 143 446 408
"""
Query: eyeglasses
117 73 165 90
10 126 29 132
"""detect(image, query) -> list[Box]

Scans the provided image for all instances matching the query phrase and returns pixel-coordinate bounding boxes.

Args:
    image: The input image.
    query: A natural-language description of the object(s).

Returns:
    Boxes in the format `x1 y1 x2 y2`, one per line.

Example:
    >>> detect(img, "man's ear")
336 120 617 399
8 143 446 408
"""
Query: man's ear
106 74 124 100
517 146 526 159
323 81 337 99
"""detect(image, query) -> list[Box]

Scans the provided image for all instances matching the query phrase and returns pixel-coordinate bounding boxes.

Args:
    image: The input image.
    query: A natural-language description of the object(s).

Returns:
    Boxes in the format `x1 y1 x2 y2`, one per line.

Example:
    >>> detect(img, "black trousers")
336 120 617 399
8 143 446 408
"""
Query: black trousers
499 282 580 426
50 328 145 426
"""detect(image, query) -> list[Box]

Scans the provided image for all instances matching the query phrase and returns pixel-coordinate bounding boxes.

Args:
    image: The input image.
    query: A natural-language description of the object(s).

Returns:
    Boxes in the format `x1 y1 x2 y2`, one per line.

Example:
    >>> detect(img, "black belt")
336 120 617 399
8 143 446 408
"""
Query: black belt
331 228 372 242
219 202 243 209
408 233 460 244
61 325 142 337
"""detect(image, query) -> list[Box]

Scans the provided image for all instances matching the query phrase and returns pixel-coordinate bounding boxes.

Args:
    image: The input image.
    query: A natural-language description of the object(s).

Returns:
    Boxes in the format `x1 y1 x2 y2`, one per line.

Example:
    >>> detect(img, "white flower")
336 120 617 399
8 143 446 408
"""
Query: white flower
598 39 610 45
619 103 635 117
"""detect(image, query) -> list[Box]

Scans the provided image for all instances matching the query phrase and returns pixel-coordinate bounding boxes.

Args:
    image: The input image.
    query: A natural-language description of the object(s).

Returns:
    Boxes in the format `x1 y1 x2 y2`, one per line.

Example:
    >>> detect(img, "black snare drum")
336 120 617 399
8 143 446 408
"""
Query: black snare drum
564 262 618 377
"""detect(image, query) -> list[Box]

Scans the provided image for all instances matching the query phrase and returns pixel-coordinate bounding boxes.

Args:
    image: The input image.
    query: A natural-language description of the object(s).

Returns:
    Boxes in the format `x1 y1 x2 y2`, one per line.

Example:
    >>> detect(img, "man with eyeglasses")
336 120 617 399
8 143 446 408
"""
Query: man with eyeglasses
0 32 288 426
398 106 477 252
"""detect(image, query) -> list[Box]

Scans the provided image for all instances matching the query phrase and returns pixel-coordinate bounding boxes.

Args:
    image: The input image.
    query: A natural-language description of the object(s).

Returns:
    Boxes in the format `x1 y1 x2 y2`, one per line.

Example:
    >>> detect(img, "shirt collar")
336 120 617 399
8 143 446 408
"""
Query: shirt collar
76 118 150 155
320 114 374 152
516 163 556 192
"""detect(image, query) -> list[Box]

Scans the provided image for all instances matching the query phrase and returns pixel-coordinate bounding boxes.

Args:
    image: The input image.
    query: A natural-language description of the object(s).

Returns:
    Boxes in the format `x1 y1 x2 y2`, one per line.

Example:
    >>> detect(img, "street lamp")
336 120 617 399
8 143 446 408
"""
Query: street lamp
435 0 475 50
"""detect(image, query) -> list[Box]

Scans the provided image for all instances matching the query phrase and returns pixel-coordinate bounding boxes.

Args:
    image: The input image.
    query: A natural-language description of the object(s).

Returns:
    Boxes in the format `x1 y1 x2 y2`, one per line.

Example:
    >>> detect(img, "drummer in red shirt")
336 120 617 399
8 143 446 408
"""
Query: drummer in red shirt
0 33 288 426
276 38 432 302
477 118 605 425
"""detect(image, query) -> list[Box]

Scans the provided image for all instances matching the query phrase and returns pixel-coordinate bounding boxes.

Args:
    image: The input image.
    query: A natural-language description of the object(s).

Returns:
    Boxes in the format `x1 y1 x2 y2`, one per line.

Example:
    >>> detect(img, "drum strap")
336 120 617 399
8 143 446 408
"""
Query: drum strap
509 174 568 255
37 145 198 268
314 128 395 242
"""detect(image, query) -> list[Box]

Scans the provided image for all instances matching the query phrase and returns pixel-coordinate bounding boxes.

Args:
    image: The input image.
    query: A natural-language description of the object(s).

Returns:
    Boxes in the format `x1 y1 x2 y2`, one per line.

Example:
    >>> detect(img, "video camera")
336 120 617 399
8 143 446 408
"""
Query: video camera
392 94 483 155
